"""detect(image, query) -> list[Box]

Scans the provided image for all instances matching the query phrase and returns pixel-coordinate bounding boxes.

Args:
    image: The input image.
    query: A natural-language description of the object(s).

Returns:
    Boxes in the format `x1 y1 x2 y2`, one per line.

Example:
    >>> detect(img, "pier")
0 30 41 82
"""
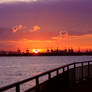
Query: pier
0 61 92 92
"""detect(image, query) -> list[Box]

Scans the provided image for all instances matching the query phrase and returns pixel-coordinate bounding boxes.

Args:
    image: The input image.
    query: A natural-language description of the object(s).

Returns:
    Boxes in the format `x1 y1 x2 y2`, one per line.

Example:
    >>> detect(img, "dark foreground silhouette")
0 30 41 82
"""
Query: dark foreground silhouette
1 61 92 92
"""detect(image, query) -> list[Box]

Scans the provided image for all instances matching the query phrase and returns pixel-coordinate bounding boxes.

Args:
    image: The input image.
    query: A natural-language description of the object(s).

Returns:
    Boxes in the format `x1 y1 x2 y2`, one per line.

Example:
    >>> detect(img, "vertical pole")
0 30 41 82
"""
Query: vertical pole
67 65 69 85
67 65 69 77
36 77 40 92
16 84 20 92
81 62 83 80
48 72 51 80
62 67 65 80
57 69 59 76
63 67 65 72
88 62 90 79
67 65 69 71
74 63 76 82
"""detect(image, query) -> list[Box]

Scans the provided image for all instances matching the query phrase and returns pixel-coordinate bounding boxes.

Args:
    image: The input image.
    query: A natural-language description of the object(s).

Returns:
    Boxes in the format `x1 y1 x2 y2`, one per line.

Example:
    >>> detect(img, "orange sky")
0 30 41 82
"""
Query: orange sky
0 33 92 52
0 1 92 52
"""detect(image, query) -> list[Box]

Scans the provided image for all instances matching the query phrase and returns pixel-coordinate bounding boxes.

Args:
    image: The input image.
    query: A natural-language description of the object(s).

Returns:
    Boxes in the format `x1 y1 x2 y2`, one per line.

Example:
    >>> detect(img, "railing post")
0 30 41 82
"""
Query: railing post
81 62 84 80
56 69 59 76
88 61 90 79
67 65 69 71
67 65 69 76
74 63 76 82
48 72 51 80
67 65 70 84
16 84 20 92
36 77 40 92
62 67 65 72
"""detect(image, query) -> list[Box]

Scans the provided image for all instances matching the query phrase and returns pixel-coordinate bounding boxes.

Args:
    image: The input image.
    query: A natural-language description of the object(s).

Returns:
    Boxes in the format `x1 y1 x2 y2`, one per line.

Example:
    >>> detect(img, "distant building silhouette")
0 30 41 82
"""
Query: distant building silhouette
26 48 30 54
17 48 21 54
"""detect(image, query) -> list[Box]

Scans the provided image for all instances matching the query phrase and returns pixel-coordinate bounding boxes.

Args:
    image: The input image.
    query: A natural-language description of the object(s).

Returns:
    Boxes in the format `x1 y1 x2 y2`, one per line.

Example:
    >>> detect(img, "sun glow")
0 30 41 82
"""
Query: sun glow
32 49 39 53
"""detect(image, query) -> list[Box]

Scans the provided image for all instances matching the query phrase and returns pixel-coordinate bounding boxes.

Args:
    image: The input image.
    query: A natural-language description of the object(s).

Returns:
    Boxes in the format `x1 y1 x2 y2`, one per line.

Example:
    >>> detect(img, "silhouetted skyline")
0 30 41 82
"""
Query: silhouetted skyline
0 48 92 56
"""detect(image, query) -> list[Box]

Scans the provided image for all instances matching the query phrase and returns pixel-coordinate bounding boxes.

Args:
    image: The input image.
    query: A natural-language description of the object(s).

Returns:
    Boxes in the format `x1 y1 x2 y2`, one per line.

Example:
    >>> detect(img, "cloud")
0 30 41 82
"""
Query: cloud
0 0 38 4
70 34 92 40
52 31 92 41
12 25 24 32
29 25 40 32
52 31 69 40
0 0 91 4
12 25 40 33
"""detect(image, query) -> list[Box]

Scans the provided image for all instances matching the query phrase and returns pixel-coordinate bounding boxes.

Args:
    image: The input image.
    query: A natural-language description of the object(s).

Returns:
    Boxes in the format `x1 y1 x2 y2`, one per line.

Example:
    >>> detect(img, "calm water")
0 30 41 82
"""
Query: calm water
0 56 92 88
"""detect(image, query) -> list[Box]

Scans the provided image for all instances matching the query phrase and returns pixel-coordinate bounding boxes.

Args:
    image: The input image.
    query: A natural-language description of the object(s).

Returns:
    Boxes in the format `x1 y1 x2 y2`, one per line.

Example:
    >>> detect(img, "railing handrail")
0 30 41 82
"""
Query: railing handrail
0 60 92 92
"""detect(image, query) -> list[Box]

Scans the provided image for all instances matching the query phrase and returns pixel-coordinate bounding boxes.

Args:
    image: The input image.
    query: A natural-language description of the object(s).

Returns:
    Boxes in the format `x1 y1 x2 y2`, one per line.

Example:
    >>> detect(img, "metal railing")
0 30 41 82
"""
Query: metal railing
0 60 92 92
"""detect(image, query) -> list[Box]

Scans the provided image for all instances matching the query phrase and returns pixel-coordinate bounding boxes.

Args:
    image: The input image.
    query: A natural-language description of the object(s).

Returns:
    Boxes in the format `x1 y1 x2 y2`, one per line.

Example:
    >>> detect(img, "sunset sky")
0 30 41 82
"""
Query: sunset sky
0 0 92 51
